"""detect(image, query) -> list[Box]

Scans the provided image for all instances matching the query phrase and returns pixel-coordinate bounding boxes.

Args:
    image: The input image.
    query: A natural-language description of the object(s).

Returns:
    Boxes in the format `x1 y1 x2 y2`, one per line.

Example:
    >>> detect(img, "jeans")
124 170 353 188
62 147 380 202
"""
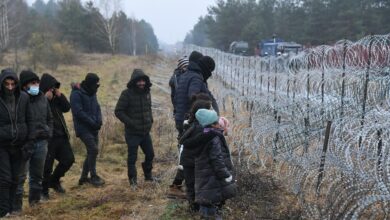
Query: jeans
0 146 25 217
43 137 75 191
16 140 48 207
80 133 99 178
125 133 154 180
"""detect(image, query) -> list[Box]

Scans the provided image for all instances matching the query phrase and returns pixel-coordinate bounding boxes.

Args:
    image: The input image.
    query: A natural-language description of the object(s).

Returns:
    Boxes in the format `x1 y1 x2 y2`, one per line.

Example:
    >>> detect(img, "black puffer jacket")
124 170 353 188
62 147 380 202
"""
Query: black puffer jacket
169 68 184 113
174 62 219 123
194 128 236 205
40 74 71 138
0 70 31 147
115 69 153 136
179 120 206 167
27 92 53 141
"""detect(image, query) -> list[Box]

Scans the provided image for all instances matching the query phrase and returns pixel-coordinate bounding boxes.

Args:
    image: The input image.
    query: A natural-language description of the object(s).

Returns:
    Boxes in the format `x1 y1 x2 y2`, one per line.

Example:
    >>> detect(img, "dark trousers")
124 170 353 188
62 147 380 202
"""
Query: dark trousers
43 136 75 191
0 147 25 217
79 133 99 178
125 133 154 181
183 166 195 202
16 140 48 207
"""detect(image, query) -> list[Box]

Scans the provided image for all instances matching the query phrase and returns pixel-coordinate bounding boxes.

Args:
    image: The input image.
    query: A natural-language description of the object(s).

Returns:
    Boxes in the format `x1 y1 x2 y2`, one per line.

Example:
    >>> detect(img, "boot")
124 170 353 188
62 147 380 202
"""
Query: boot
142 162 154 181
167 184 187 199
78 176 90 186
11 194 23 213
90 175 105 187
49 179 66 193
41 186 50 201
128 165 137 186
28 189 41 206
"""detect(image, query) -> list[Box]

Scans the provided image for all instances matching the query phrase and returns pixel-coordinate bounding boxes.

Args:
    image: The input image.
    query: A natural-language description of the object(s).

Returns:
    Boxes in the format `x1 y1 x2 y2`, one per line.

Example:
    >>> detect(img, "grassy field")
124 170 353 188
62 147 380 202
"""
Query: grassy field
0 53 301 220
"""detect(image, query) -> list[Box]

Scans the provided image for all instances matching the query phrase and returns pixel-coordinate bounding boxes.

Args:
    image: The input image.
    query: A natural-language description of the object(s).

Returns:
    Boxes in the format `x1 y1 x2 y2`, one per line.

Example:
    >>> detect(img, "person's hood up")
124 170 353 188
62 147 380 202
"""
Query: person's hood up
127 69 152 90
0 68 19 93
40 73 60 93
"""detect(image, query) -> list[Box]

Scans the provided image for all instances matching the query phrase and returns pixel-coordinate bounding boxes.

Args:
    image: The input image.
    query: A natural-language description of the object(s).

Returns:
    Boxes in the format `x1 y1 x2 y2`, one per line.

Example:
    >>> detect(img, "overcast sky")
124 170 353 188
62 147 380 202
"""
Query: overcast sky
26 0 215 44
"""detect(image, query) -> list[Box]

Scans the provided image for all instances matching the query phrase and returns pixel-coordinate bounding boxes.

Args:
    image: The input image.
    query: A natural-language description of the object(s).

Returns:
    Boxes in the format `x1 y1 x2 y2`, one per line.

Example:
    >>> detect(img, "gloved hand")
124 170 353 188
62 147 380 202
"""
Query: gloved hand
21 142 34 161
225 175 233 183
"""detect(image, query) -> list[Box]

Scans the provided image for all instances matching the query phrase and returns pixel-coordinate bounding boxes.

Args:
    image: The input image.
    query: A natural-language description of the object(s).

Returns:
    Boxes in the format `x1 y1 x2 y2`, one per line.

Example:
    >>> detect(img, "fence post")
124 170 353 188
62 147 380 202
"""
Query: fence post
316 120 332 195
358 35 373 149
377 128 383 173
340 40 347 121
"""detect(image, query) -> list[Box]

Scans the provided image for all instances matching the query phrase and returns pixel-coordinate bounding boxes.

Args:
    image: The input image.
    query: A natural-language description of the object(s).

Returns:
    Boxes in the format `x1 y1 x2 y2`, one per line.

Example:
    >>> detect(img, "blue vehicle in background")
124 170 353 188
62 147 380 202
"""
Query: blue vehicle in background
257 36 302 57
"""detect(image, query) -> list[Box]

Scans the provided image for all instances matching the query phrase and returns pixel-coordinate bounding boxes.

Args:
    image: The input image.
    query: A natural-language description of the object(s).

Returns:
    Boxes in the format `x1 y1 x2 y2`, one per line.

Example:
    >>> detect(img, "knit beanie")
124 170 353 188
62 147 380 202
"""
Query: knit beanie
85 73 100 86
177 56 189 70
195 109 219 127
189 51 203 62
19 70 40 87
197 56 215 81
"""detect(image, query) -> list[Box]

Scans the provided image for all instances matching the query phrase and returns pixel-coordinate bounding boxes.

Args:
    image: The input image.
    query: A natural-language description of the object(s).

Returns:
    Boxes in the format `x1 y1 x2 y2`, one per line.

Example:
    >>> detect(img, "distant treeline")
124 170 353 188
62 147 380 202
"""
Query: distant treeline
5 0 159 55
185 0 390 52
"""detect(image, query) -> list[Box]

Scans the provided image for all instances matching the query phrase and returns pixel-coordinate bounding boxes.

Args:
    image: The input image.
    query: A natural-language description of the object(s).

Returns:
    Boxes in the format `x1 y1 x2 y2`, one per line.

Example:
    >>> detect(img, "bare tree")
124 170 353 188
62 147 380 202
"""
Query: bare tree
130 14 137 56
94 0 121 54
0 0 9 51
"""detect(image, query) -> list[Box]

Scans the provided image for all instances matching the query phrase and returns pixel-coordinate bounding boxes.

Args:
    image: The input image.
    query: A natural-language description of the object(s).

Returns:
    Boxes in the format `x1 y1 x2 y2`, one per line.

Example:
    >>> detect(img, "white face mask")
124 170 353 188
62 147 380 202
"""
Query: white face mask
27 85 40 96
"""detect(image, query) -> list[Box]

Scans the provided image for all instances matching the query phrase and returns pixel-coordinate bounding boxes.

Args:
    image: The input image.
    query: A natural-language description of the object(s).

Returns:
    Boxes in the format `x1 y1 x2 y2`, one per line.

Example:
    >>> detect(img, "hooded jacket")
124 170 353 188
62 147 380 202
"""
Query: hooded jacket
174 62 219 123
40 74 71 138
70 82 102 137
26 92 53 141
115 70 153 136
0 70 31 147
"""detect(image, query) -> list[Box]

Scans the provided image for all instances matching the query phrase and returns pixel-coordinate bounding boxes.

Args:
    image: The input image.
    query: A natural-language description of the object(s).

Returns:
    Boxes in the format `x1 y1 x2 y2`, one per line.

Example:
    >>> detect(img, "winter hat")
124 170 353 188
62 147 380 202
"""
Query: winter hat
85 73 100 86
195 109 219 127
177 56 189 70
189 51 203 62
197 56 215 81
40 73 60 93
19 70 40 87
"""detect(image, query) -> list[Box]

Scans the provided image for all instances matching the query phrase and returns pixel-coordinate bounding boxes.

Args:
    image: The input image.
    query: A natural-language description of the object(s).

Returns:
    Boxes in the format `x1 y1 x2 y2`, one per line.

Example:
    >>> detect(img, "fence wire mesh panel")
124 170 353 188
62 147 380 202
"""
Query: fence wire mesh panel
183 34 390 219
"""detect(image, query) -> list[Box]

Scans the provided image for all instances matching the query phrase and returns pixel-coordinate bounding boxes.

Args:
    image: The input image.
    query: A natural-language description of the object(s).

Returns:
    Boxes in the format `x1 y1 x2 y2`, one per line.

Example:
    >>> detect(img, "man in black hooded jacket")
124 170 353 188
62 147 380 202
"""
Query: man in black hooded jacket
0 68 31 217
70 73 104 187
115 69 154 186
40 73 75 198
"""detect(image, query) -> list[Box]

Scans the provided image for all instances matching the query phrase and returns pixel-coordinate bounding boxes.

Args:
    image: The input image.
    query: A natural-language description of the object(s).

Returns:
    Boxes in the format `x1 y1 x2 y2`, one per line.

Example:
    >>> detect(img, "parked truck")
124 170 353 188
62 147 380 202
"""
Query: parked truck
229 41 249 56
257 37 302 57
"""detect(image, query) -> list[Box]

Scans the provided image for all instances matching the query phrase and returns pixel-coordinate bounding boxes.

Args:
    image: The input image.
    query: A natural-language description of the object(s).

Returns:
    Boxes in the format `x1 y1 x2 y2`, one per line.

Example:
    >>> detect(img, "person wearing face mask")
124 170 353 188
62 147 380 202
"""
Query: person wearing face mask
0 69 32 217
70 73 104 187
16 70 53 209
115 69 154 187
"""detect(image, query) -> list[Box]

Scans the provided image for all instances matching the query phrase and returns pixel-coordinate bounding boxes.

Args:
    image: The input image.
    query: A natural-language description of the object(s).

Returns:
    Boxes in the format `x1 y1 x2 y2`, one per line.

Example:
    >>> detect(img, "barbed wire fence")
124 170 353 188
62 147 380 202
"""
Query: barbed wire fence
182 34 390 219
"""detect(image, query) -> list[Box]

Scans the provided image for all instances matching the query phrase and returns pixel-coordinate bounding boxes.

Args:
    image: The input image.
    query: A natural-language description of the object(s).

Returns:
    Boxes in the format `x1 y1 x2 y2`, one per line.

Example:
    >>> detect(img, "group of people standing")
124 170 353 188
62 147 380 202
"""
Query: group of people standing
0 66 156 218
0 69 75 217
168 51 237 219
0 50 236 219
